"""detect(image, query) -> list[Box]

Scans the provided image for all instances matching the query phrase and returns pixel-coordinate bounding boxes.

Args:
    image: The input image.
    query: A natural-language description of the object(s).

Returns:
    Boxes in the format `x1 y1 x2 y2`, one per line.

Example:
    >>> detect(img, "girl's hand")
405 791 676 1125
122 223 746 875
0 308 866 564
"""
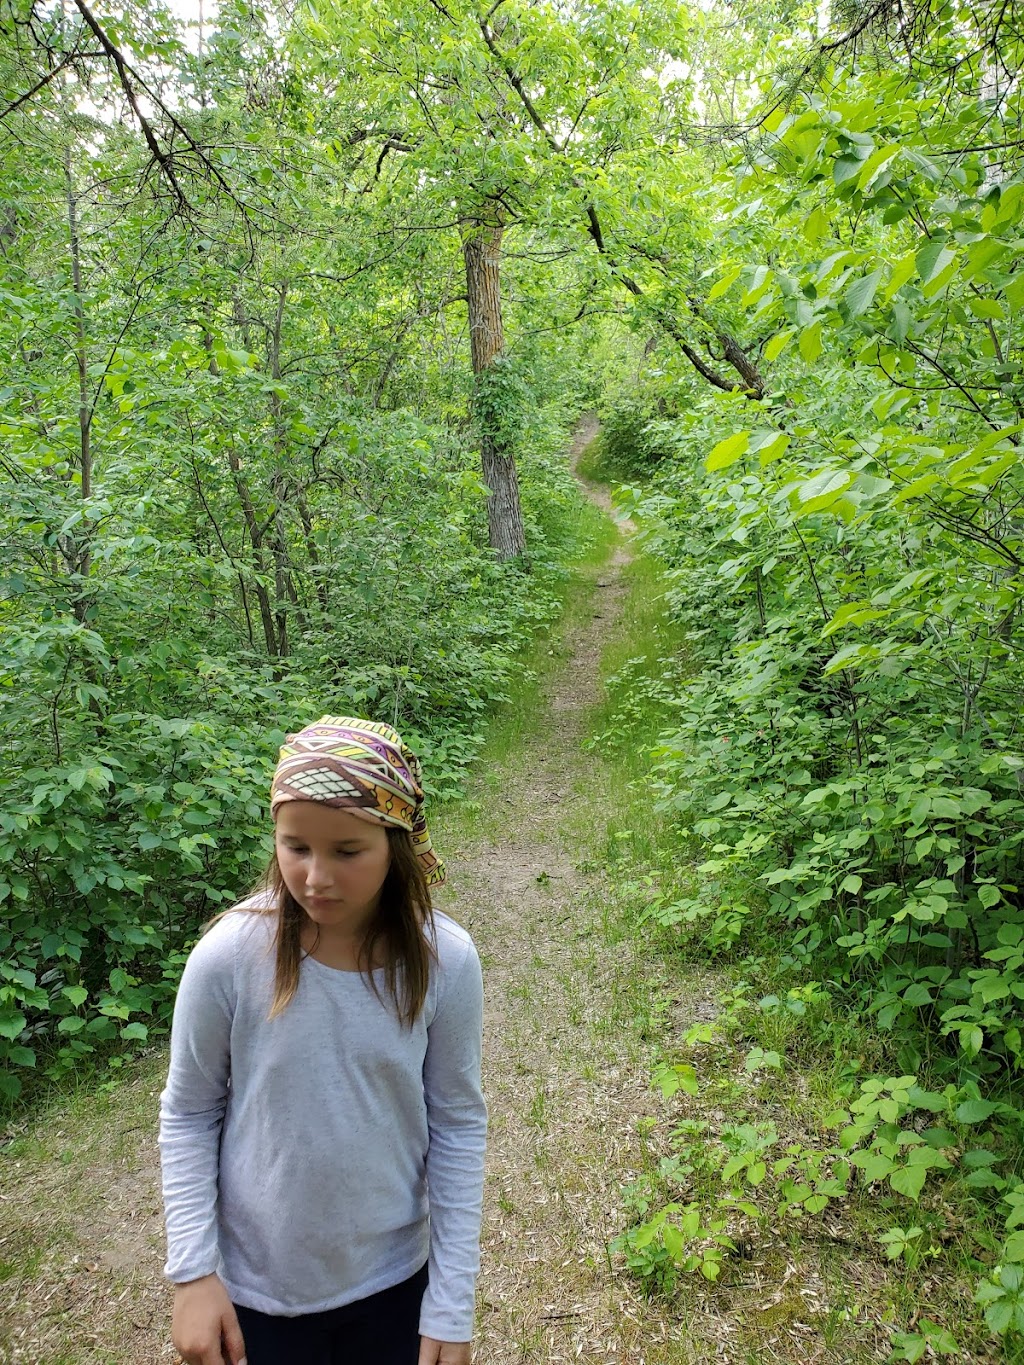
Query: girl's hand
172 1273 247 1365
418 1337 472 1364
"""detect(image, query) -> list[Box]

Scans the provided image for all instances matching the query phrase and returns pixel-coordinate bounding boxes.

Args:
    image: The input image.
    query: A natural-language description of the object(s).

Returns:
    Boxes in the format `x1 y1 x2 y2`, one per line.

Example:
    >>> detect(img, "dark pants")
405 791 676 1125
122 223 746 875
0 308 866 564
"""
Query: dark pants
233 1264 428 1365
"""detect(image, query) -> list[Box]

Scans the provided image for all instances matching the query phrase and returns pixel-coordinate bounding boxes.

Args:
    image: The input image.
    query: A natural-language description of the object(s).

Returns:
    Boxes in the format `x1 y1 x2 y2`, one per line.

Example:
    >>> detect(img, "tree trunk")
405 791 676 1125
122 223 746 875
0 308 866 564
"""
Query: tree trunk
462 217 526 561
62 140 104 721
203 331 280 662
227 445 279 661
268 279 299 655
65 145 92 603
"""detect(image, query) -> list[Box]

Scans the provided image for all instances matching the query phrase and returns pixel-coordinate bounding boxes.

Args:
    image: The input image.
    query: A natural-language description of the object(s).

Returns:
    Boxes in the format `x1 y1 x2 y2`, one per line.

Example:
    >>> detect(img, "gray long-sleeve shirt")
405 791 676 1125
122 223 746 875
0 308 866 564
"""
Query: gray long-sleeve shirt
158 906 487 1342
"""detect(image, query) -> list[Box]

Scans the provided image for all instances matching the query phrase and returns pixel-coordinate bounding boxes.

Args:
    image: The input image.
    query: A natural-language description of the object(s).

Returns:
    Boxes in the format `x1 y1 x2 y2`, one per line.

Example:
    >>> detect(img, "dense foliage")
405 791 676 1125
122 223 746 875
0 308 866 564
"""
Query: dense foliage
588 1 1024 1349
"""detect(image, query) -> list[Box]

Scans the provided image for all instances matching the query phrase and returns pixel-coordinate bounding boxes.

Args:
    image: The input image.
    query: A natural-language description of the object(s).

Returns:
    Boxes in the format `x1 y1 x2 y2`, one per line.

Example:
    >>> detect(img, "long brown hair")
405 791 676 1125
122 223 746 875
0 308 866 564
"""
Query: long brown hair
222 826 436 1027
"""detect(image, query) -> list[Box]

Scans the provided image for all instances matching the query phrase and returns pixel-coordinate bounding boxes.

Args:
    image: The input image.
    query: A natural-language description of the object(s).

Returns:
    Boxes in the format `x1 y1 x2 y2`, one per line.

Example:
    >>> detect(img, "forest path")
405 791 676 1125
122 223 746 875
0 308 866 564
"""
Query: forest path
0 421 719 1364
433 421 718 1363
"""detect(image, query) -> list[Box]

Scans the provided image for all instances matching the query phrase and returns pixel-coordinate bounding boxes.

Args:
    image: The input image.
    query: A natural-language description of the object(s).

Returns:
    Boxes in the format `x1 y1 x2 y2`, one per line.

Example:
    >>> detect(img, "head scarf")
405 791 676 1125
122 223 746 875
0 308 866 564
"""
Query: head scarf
270 716 445 887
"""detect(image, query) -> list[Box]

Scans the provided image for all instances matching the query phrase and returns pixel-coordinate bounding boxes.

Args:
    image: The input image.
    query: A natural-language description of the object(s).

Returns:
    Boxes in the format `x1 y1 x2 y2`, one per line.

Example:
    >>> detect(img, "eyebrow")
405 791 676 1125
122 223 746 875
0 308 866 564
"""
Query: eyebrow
278 835 366 847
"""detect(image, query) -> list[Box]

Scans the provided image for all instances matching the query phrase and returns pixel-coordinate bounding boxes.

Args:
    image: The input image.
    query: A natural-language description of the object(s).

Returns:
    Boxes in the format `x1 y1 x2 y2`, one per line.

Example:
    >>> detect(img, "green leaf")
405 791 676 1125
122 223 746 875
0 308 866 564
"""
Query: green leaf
803 206 829 242
983 1299 1013 1334
756 432 790 466
834 154 865 186
662 1221 684 1259
795 469 854 513
741 265 773 307
843 268 882 319
0 1072 22 1101
823 600 884 635
854 1150 895 1182
956 1098 997 1124
706 432 750 472
823 641 880 675
903 983 933 1007
885 251 917 299
707 265 743 302
917 239 954 284
962 1026 985 1057
857 145 900 192
764 329 795 362
889 1164 928 1199
969 297 1004 320
923 251 959 298
799 321 823 363
654 1062 698 1098
0 1008 26 1041
745 1047 782 1072
890 1333 927 1363
893 472 940 504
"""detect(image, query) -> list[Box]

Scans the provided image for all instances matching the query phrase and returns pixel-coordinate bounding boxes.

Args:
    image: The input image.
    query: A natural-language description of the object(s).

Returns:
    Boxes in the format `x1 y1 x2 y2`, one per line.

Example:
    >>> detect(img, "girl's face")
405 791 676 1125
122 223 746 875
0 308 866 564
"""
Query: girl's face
274 802 391 936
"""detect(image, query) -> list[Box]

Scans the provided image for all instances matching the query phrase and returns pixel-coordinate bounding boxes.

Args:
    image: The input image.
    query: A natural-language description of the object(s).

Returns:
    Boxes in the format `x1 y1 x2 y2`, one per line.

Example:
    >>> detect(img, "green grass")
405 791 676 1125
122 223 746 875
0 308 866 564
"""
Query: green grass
573 433 606 482
547 539 693 894
590 548 689 765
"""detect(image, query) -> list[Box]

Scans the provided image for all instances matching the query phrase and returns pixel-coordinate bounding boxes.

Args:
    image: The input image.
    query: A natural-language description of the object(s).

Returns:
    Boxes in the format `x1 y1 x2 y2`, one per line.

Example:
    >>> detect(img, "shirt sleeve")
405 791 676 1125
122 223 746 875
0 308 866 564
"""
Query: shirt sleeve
158 920 236 1284
418 936 488 1342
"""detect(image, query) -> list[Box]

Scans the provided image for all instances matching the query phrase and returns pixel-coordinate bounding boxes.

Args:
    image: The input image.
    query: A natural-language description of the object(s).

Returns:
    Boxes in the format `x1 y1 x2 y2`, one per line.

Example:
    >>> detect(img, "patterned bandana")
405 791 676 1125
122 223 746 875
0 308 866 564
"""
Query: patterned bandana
270 716 445 887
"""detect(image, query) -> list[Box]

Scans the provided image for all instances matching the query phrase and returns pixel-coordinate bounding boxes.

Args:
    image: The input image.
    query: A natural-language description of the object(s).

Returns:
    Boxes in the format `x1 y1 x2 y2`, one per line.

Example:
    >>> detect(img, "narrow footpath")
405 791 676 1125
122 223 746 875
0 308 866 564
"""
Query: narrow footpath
439 426 713 1362
0 428 717 1364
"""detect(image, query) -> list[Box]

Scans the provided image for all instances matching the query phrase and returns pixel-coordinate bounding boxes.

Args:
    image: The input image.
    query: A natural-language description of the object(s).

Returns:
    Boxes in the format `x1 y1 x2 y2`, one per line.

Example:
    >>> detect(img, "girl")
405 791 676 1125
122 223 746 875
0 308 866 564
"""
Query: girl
159 716 487 1365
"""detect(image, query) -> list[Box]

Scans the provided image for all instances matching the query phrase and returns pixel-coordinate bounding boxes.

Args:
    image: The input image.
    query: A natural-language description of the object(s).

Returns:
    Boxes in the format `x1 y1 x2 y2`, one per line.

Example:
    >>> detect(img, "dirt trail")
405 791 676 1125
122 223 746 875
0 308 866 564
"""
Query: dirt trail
0 422 712 1364
445 420 710 1362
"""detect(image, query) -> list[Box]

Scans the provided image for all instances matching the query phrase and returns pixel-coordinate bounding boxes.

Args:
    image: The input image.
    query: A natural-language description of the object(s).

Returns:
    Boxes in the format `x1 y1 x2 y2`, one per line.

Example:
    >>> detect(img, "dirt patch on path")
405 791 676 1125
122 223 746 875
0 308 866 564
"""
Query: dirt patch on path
0 426 714 1364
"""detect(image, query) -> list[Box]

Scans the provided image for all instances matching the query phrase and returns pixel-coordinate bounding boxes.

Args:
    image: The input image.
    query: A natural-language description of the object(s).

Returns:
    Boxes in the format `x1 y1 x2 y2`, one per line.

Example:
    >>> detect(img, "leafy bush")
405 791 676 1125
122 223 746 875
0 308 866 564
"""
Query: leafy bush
592 400 674 481
594 38 1024 1350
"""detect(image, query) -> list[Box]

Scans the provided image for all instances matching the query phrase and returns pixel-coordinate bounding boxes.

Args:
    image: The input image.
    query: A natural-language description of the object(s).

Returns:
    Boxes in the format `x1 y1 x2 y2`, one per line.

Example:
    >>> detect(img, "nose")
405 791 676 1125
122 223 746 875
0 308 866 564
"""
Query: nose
305 856 334 894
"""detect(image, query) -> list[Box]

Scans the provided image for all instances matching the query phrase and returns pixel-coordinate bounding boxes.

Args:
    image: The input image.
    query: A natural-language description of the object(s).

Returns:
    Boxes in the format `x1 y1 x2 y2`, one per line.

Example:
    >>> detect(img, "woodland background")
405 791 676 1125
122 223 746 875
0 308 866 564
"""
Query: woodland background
4 0 1024 1355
